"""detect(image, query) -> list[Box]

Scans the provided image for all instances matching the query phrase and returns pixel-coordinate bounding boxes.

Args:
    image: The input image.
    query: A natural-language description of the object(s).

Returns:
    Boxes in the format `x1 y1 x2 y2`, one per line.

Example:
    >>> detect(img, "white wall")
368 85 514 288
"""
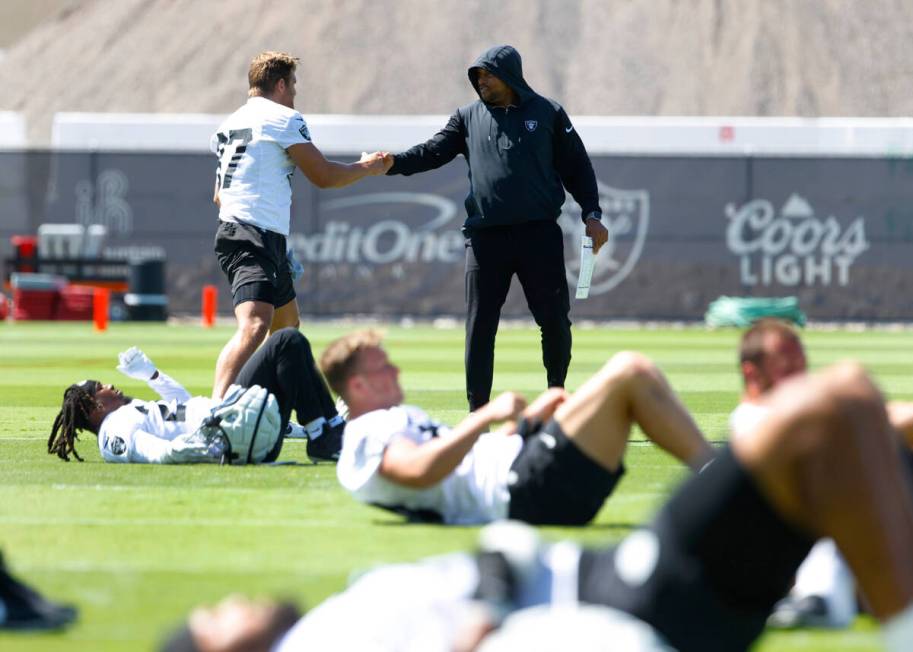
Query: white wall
0 112 27 149
48 112 913 157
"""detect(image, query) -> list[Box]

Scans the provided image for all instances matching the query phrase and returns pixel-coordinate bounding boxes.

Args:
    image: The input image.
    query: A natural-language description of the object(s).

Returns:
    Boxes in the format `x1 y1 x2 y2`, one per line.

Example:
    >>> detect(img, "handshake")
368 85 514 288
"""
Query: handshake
359 151 394 175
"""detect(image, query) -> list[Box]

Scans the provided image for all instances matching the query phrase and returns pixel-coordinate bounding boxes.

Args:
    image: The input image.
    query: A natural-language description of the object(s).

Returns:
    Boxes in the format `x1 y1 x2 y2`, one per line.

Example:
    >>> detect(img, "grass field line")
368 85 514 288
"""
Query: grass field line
0 515 343 528
3 324 903 652
36 483 325 494
10 559 324 575
594 492 669 502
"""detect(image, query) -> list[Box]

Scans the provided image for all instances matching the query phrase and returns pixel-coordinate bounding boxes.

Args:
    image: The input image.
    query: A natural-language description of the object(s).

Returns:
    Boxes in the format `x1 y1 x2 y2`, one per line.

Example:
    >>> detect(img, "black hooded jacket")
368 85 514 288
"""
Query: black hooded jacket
387 45 601 232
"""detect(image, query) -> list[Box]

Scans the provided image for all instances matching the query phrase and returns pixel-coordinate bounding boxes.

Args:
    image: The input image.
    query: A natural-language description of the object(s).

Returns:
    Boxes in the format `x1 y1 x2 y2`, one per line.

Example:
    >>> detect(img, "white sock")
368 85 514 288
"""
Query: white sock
791 538 856 627
884 602 913 652
303 417 326 439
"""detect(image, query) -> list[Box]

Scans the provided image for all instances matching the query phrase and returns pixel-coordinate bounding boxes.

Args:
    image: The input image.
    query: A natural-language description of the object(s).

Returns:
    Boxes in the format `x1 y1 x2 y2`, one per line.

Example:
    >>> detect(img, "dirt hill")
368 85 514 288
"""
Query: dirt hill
3 0 913 145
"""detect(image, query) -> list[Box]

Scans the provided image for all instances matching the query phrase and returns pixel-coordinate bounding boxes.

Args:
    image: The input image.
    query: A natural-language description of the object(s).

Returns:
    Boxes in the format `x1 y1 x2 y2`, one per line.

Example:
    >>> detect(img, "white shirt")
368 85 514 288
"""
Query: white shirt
97 372 213 463
210 96 311 236
275 553 481 652
337 405 524 524
727 401 770 443
274 541 672 652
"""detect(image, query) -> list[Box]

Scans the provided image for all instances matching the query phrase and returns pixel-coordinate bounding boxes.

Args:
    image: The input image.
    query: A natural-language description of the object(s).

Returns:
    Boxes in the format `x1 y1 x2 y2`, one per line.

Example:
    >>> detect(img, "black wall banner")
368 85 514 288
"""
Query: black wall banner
2 151 911 320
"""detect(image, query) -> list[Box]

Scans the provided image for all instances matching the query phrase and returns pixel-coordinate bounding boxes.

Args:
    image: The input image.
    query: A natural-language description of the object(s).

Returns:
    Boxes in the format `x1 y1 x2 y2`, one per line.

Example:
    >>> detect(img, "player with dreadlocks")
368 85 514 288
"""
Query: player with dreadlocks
47 328 344 465
47 380 109 462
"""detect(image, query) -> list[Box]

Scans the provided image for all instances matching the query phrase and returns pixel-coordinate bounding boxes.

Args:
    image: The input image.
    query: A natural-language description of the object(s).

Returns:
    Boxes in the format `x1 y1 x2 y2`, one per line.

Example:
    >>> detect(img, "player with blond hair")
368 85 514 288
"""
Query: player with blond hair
320 330 714 525
210 51 390 403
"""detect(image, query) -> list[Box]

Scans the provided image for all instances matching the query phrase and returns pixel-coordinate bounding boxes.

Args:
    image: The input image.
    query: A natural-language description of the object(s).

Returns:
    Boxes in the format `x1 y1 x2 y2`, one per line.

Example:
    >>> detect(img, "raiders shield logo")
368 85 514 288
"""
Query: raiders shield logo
559 182 650 295
295 116 310 140
524 120 538 132
106 436 127 456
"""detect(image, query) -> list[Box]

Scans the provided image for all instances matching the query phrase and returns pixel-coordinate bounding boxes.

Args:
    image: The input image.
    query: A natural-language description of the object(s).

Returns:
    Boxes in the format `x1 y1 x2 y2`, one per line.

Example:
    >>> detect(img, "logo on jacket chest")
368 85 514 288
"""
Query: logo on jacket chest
524 120 538 132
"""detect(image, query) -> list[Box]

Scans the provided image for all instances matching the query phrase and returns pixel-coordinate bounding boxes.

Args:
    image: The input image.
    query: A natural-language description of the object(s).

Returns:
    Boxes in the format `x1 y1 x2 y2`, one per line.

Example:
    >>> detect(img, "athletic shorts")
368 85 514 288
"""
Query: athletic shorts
507 419 624 525
213 220 296 308
576 447 815 652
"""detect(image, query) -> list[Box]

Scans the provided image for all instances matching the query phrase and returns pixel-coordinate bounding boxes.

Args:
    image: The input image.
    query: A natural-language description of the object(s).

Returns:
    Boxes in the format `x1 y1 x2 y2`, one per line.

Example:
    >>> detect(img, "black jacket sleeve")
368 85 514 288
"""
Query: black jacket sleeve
552 107 601 220
387 111 466 176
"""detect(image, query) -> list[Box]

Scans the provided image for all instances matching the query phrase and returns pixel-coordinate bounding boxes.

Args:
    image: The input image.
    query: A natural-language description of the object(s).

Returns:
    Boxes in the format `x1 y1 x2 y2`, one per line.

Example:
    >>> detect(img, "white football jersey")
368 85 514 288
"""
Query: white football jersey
276 553 481 652
275 536 606 652
97 372 213 463
727 401 770 443
210 96 311 236
337 405 523 524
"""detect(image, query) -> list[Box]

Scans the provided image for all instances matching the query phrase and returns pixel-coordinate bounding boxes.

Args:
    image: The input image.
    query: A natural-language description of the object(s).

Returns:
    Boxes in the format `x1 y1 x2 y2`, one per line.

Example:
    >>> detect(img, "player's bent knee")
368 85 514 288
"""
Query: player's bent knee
766 363 886 457
239 317 270 345
820 361 881 403
273 327 302 343
273 327 311 354
806 362 882 427
601 351 659 383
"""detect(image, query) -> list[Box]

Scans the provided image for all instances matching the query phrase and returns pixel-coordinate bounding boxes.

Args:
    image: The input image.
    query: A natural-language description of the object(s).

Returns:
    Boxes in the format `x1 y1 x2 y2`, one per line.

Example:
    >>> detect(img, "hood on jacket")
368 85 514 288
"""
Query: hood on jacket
468 44 536 106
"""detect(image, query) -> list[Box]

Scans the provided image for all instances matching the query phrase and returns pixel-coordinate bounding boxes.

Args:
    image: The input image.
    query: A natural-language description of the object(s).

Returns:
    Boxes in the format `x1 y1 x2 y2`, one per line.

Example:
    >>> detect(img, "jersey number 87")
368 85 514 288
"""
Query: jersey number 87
215 128 253 190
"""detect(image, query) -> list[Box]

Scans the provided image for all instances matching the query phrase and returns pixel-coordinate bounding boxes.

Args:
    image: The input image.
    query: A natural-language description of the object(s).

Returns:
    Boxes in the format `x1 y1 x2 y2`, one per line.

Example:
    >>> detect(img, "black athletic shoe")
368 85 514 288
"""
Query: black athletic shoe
306 421 344 463
0 553 78 631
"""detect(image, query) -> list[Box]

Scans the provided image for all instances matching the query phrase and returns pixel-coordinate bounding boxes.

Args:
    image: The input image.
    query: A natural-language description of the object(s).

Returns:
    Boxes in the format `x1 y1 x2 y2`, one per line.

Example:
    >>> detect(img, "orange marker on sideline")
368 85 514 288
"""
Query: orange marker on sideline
93 288 109 332
202 285 217 327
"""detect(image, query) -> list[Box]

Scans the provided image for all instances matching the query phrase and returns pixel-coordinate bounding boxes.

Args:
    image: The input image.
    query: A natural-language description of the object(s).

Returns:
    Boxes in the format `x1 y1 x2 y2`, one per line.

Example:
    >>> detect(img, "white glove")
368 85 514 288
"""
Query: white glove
117 346 157 381
167 430 227 464
287 246 305 282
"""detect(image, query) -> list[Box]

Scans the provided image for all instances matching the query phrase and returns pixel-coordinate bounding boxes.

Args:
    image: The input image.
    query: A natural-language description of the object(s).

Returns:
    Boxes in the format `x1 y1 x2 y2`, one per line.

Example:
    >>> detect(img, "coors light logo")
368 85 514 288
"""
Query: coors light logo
726 193 869 287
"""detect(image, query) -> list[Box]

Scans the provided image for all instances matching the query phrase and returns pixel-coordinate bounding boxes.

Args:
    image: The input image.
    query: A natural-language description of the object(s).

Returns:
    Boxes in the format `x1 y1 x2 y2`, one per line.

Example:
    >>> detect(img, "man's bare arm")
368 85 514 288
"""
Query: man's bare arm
378 392 526 488
287 143 389 189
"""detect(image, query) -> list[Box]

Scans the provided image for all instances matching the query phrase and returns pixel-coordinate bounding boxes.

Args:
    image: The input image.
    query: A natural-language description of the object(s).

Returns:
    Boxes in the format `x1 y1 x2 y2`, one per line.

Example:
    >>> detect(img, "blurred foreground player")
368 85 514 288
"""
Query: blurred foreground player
732 318 913 629
210 50 390 399
320 330 714 525
48 329 343 465
163 362 913 651
0 550 76 631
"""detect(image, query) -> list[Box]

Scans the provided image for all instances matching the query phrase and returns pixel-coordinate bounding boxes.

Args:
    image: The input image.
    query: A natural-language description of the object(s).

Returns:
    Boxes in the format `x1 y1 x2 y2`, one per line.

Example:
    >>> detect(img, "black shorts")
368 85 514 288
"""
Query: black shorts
213 220 296 308
577 447 815 652
506 419 624 525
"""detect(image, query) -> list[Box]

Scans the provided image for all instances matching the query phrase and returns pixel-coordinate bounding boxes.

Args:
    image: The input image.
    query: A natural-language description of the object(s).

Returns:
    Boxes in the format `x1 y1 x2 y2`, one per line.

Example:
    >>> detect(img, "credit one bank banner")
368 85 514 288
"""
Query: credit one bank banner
2 151 911 320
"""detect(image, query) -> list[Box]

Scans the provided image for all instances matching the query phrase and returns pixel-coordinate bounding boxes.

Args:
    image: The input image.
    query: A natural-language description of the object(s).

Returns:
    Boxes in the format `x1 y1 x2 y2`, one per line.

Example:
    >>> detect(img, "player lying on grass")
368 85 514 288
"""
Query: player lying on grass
318 330 715 525
731 318 913 629
162 362 913 652
47 329 343 465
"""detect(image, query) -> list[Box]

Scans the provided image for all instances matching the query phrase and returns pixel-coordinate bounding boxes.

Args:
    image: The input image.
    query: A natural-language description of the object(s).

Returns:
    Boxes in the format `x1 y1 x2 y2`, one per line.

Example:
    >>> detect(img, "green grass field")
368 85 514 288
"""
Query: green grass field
2 320 910 651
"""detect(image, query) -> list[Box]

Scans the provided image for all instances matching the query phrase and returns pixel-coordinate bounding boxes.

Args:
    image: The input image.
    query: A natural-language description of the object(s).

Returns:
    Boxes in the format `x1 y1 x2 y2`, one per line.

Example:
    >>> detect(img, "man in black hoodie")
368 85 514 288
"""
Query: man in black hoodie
385 45 608 411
